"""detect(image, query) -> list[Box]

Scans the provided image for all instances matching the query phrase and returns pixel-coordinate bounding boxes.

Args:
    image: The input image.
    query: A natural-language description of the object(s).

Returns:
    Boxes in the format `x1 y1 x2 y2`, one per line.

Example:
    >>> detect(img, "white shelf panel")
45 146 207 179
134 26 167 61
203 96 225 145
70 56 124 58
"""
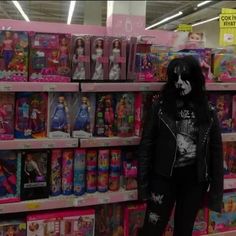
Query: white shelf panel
222 133 236 142
203 230 236 236
224 178 236 190
80 136 141 148
0 138 78 150
0 189 137 214
81 82 165 92
0 82 79 92
206 83 236 91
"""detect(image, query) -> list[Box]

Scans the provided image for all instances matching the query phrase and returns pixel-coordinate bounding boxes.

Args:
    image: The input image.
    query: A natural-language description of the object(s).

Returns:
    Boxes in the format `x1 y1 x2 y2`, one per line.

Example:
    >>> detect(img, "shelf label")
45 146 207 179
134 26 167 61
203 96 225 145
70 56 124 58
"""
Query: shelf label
23 143 32 149
99 196 110 204
76 197 86 206
43 84 57 92
140 85 150 91
0 85 12 92
26 202 40 210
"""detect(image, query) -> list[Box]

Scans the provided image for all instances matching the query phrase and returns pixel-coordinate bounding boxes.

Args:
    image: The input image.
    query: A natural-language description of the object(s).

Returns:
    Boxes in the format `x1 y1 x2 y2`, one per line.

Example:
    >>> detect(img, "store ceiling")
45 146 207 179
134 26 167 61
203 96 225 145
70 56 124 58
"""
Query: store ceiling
1 1 236 30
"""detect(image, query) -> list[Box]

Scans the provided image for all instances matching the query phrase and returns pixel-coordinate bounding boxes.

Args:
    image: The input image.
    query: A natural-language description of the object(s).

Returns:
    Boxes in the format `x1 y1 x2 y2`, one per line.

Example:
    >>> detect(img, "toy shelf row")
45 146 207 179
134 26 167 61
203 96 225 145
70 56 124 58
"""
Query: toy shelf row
1 82 236 92
0 133 234 150
0 188 137 214
204 231 236 236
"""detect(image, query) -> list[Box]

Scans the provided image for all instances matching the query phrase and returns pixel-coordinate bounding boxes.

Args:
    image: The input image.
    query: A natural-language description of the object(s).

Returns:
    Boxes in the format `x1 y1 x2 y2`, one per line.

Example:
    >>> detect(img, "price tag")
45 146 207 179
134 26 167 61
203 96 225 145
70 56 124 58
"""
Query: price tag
23 143 32 149
100 197 110 204
102 142 110 147
0 85 12 92
47 143 55 148
140 85 150 91
223 84 229 89
26 202 40 210
43 84 57 92
76 197 85 206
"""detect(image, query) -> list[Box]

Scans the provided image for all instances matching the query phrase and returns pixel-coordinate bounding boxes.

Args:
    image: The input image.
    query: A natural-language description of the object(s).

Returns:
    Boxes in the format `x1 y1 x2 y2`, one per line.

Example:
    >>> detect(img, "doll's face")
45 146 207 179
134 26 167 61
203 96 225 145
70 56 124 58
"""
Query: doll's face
82 97 88 104
114 40 119 48
77 39 83 47
26 154 33 161
52 51 58 57
97 39 103 48
58 96 65 104
5 31 11 39
61 38 66 45
7 226 15 236
188 33 202 41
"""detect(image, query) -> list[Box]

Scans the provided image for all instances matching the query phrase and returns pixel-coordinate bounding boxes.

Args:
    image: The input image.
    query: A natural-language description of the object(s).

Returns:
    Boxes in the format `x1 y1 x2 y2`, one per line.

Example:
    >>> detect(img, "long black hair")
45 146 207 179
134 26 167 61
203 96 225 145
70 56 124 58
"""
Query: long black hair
160 55 211 124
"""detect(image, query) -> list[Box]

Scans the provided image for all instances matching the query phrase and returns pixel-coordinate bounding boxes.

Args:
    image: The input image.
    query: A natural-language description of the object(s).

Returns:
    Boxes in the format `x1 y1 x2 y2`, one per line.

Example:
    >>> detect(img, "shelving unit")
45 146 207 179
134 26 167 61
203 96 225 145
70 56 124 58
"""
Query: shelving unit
0 189 137 214
222 133 236 142
224 178 236 190
206 83 236 91
203 231 236 236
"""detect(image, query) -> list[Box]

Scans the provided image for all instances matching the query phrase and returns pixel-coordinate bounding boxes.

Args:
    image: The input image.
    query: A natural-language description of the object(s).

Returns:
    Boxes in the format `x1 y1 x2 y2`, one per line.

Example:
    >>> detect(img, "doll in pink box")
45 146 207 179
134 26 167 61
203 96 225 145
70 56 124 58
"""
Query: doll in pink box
109 39 121 80
59 37 69 68
1 31 14 70
92 38 104 80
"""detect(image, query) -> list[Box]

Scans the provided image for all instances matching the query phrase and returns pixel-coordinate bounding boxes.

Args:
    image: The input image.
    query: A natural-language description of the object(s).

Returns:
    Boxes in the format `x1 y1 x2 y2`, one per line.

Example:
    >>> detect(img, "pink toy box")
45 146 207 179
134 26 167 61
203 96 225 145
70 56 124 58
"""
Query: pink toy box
91 36 109 81
0 30 28 82
29 32 71 82
0 151 21 204
127 37 137 81
71 35 91 81
27 209 95 236
208 191 236 234
0 220 26 236
108 36 127 80
232 95 236 131
223 142 236 178
0 92 14 140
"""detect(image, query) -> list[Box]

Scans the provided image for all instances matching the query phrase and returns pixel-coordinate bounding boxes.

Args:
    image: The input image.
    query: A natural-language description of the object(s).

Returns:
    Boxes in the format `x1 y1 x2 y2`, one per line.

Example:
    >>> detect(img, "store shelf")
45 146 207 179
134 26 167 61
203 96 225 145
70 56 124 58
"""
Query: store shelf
206 83 236 91
222 133 236 142
203 231 236 236
80 136 141 148
224 178 236 190
0 82 79 92
81 82 165 92
0 138 78 150
0 189 137 214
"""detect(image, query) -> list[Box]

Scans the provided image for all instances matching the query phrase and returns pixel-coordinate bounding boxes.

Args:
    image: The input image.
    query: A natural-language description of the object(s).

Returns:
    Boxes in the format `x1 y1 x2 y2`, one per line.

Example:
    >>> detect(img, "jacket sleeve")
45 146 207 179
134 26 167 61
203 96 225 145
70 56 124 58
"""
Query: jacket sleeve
208 108 223 213
137 101 159 201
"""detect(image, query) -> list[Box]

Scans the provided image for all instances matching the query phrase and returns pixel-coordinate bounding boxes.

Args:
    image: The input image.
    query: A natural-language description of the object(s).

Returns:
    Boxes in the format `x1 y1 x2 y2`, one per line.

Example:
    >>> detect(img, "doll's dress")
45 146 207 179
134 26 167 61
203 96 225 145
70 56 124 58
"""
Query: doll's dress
74 104 90 130
109 48 121 80
51 103 67 130
92 48 104 80
73 47 85 80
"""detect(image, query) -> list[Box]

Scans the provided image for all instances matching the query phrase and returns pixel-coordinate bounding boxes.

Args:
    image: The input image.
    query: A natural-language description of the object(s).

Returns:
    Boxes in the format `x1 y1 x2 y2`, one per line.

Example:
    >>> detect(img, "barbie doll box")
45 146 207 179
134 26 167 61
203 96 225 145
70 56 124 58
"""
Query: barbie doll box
29 32 71 82
223 142 236 179
20 150 50 200
0 220 26 236
0 151 21 204
232 95 236 131
0 30 28 82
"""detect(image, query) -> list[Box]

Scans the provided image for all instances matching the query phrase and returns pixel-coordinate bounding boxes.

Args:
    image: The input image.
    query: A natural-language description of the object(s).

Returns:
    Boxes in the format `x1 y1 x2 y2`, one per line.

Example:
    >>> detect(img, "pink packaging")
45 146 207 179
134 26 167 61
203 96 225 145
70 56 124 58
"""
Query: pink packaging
71 35 91 81
127 37 137 81
29 32 71 82
108 37 127 80
134 93 142 137
91 36 109 80
110 149 121 172
98 171 109 193
86 170 97 193
223 142 236 179
0 92 14 140
124 203 147 236
86 150 97 171
98 149 109 171
232 95 236 131
109 172 120 191
0 220 26 235
62 150 73 195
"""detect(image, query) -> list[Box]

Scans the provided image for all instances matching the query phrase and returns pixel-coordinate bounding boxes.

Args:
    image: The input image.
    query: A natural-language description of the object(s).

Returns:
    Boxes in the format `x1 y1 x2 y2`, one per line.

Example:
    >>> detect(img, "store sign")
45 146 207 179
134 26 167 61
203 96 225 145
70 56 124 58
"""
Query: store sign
220 14 236 28
177 24 192 32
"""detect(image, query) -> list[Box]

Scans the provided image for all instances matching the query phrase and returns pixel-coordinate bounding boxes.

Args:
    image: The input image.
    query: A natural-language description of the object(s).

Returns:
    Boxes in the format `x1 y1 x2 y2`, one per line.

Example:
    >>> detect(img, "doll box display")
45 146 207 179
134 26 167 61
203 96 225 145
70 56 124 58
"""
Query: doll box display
48 93 71 138
71 93 95 138
0 220 26 236
91 36 109 81
0 92 15 140
108 37 127 81
223 142 236 179
71 35 91 81
29 32 71 82
232 95 236 132
20 150 50 200
0 151 21 204
15 92 48 139
0 30 28 82
127 37 137 81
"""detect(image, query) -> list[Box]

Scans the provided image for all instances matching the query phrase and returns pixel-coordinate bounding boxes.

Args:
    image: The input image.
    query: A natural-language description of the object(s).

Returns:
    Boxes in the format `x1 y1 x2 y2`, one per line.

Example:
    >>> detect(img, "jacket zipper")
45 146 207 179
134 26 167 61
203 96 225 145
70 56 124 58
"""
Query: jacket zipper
159 114 177 176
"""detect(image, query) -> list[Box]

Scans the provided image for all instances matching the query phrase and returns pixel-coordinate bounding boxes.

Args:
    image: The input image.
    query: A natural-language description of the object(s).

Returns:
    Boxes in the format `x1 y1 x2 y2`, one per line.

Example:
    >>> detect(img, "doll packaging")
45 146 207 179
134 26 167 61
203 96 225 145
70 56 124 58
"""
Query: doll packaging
71 93 95 138
29 32 71 82
0 92 15 140
15 92 48 139
71 35 91 81
0 151 21 204
232 95 236 131
223 142 236 179
20 150 50 200
108 37 127 80
0 30 28 82
0 220 26 236
91 36 109 81
127 37 137 81
48 93 71 138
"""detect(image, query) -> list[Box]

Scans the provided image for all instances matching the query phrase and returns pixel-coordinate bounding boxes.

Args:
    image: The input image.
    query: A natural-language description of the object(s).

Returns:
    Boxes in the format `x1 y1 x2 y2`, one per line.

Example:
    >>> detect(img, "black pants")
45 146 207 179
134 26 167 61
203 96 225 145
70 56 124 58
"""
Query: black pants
139 164 207 236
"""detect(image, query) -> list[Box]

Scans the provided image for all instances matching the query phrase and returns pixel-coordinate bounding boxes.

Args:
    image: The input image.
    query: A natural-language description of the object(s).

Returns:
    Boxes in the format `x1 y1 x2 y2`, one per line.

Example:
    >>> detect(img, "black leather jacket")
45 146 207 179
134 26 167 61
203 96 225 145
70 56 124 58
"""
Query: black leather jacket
138 100 223 213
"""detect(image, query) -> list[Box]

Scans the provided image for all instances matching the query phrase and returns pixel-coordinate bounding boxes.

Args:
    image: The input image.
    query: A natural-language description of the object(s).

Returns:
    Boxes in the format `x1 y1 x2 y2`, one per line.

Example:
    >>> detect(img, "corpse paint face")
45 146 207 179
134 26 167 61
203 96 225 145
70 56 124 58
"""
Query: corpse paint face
174 65 192 96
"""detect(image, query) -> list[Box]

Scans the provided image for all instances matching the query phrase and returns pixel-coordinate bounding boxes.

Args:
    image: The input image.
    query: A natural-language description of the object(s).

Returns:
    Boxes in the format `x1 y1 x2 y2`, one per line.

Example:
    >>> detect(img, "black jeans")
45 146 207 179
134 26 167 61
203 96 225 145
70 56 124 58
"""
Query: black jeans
138 164 207 236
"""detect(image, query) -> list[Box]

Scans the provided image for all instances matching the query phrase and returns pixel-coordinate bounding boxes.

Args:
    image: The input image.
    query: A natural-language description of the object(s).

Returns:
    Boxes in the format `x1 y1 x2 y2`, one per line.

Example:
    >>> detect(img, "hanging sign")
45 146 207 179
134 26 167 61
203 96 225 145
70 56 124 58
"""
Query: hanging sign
177 24 192 32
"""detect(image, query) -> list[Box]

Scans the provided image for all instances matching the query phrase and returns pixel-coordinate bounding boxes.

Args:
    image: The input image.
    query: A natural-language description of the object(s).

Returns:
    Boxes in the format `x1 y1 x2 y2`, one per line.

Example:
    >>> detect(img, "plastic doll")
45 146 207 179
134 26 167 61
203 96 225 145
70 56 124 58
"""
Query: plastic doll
104 95 114 136
30 99 41 133
188 32 203 42
109 39 121 80
72 38 86 80
1 31 14 69
5 225 16 236
74 96 90 131
116 96 127 129
51 96 69 132
0 105 7 134
92 38 104 80
59 37 69 67
47 50 59 73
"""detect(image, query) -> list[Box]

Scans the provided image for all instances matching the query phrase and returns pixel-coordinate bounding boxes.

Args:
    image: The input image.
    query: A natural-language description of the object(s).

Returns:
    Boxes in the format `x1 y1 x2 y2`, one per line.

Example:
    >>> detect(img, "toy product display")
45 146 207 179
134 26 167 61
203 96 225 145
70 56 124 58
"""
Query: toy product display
232 95 236 131
86 171 97 193
0 92 15 140
109 172 120 192
0 220 26 236
98 149 109 172
0 151 20 204
127 37 137 81
72 35 91 81
223 142 236 178
0 30 28 82
98 171 109 193
108 37 127 80
29 32 71 82
74 148 86 196
50 149 62 196
15 92 48 139
48 93 71 138
91 36 109 80
20 150 50 200
110 149 121 172
62 149 73 195
86 150 97 172
71 93 95 138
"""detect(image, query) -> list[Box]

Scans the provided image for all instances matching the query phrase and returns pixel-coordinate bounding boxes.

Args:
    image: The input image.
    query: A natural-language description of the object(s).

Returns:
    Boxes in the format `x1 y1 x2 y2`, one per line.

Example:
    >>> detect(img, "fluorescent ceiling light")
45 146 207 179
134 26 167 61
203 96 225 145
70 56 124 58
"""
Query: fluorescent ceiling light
67 1 76 25
197 1 212 8
146 11 183 30
12 1 30 22
192 16 219 27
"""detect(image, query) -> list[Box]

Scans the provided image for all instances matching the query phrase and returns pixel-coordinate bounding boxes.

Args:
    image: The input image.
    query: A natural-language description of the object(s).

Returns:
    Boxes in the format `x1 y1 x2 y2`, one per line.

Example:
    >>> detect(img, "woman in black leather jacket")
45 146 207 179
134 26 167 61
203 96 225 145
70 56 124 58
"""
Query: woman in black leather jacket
138 56 223 236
